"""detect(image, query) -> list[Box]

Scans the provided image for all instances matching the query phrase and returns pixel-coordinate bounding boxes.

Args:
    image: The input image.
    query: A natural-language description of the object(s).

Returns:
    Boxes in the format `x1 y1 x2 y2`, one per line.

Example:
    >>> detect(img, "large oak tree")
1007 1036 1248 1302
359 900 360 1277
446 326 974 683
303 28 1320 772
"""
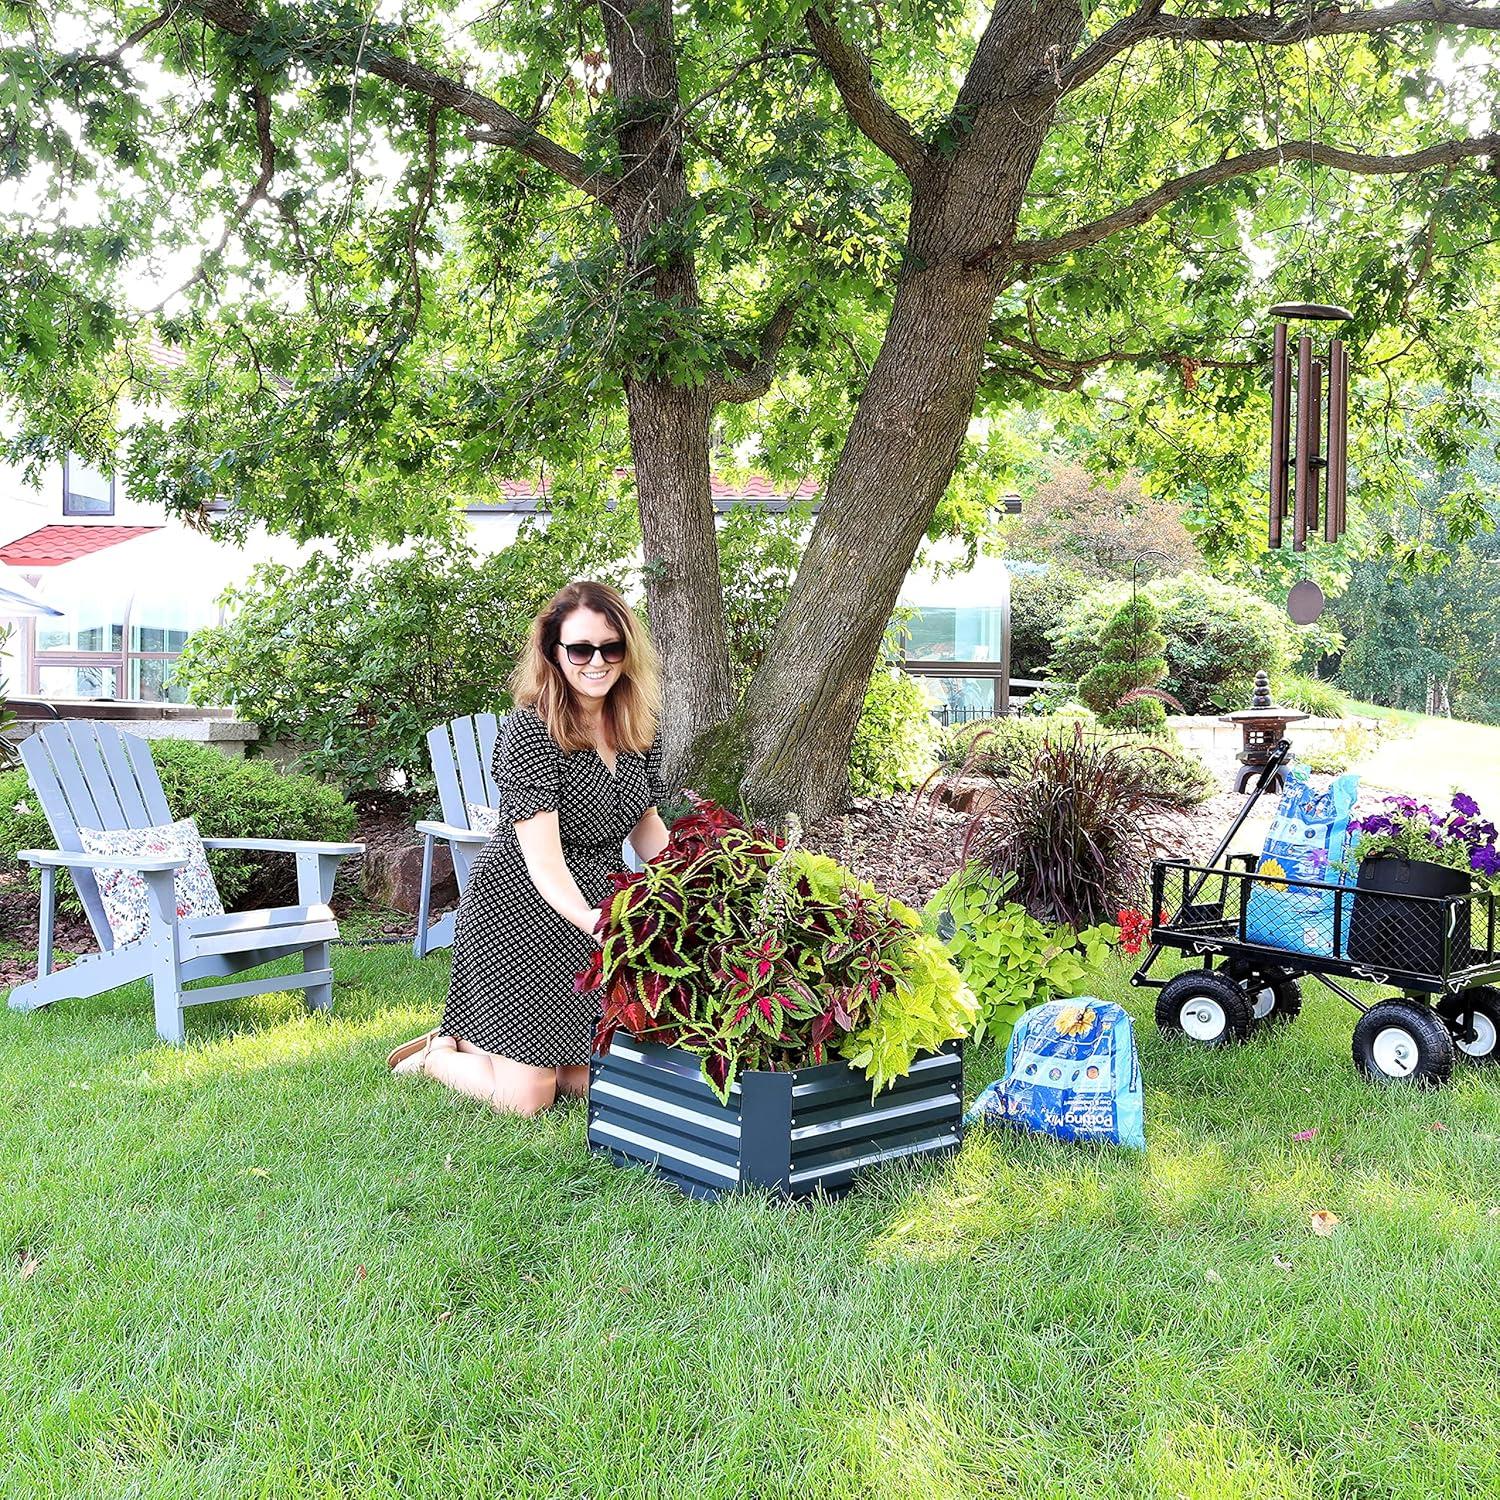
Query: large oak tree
4 0 1498 815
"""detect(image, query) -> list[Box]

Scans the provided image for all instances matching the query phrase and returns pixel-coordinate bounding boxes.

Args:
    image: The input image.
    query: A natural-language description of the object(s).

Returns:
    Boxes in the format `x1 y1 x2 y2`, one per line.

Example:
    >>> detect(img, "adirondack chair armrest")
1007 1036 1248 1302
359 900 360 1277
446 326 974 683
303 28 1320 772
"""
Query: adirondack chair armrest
17 847 188 873
414 820 492 846
200 838 365 856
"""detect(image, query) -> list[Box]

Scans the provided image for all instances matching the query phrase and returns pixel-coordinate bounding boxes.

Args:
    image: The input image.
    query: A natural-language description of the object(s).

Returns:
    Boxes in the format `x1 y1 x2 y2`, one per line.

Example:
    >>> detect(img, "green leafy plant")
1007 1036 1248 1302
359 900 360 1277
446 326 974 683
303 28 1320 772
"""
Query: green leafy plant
1049 573 1297 715
1299 723 1376 775
0 625 16 770
939 716 1214 809
850 667 939 797
581 801 976 1100
1078 595 1170 731
0 740 353 916
925 870 1119 1048
174 519 634 795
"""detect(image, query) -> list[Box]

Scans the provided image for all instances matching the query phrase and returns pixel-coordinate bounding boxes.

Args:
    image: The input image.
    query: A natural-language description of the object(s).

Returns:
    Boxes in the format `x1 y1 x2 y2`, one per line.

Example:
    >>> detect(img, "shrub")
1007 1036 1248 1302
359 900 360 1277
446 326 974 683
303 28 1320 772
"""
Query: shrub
1008 566 1089 678
0 741 353 918
939 715 1214 808
717 504 810 688
583 800 976 1099
174 516 634 794
1048 573 1296 714
1077 595 1169 731
925 869 1119 1047
933 725 1179 925
850 668 939 796
1299 724 1375 776
1274 673 1349 719
0 624 16 771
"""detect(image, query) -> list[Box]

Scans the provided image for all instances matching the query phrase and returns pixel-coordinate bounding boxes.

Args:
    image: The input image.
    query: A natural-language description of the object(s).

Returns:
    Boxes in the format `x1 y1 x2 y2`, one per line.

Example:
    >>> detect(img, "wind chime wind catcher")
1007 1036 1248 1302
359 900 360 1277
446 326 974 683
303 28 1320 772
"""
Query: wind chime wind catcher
1267 301 1351 552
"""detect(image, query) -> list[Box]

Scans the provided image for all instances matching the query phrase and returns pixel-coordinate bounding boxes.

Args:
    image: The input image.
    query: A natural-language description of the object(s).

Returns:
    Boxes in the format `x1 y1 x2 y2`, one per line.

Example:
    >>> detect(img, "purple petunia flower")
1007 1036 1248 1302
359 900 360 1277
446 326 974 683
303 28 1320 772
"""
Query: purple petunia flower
1471 846 1500 877
1453 792 1481 818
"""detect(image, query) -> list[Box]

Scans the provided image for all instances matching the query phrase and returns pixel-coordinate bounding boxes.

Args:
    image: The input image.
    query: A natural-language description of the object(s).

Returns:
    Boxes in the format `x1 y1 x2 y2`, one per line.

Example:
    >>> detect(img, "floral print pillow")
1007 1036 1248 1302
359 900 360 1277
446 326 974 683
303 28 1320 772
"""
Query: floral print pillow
466 802 501 837
77 818 225 947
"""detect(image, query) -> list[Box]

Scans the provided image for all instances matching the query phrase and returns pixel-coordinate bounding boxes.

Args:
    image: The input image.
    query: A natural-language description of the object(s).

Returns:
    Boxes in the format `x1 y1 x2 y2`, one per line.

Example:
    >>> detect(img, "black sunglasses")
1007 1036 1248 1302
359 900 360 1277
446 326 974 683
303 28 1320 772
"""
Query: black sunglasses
560 638 627 666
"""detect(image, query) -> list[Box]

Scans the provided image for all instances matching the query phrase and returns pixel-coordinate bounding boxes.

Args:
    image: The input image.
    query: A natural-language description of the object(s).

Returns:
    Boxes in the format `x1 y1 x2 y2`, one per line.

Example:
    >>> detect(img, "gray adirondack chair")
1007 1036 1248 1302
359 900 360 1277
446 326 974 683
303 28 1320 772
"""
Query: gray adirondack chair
412 713 643 959
8 721 363 1044
412 714 502 958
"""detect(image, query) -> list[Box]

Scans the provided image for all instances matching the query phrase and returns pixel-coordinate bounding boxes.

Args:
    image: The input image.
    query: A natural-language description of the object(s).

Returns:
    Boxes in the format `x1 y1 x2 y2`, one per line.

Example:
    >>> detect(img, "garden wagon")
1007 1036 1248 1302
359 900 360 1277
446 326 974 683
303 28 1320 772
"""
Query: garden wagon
1130 742 1500 1087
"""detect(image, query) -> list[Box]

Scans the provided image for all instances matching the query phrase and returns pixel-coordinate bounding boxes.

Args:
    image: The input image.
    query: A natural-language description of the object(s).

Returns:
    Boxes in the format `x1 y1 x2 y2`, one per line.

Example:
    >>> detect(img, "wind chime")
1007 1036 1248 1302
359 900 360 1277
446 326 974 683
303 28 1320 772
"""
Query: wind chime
1267 300 1352 553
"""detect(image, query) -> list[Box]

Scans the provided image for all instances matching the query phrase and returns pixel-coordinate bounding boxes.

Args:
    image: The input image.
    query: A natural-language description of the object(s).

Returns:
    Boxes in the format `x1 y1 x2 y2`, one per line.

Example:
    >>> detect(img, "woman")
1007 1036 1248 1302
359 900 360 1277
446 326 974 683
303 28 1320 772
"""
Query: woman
387 580 671 1114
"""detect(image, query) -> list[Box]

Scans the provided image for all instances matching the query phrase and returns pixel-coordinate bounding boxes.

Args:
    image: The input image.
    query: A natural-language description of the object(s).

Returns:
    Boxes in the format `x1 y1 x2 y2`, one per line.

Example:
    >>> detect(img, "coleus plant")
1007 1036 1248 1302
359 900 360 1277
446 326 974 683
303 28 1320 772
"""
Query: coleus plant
577 799 976 1100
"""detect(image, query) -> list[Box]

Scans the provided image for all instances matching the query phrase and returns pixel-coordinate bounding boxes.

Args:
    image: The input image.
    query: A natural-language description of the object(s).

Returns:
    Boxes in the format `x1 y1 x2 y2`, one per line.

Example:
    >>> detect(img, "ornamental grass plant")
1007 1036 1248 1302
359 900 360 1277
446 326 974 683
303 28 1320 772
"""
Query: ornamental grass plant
926 724 1180 927
579 800 976 1099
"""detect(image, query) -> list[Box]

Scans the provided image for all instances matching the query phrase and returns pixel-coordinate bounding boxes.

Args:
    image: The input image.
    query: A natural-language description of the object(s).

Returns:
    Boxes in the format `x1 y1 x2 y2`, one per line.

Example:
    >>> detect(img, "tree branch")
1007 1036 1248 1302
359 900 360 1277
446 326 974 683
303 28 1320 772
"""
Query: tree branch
984 330 1255 392
804 10 926 178
183 0 618 204
708 296 803 404
1020 1 1500 110
146 81 278 313
1006 133 1500 265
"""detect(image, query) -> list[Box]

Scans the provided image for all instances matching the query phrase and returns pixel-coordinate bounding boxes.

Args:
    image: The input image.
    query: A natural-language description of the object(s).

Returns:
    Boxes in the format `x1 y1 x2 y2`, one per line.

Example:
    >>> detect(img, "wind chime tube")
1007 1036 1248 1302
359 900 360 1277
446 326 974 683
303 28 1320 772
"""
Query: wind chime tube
1327 339 1347 541
1307 356 1323 534
1269 323 1290 547
1293 333 1312 551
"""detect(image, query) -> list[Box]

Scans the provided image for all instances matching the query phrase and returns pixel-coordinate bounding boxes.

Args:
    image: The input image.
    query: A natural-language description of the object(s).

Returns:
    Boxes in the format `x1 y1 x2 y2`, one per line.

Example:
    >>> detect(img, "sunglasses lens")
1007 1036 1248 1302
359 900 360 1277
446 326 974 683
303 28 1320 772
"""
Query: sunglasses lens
562 641 626 665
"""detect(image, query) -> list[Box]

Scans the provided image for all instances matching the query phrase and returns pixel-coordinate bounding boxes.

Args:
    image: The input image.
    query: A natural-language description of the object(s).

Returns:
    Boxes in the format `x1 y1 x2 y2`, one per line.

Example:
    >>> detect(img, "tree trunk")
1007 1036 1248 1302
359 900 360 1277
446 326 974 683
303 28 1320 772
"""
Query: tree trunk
736 0 1085 818
600 0 735 776
625 378 733 774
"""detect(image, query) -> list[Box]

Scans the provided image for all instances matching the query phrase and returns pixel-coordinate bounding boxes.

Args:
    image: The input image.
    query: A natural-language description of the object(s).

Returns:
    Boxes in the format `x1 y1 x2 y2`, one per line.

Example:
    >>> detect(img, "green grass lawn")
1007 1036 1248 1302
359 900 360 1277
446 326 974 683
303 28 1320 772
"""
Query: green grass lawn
3 944 1498 1499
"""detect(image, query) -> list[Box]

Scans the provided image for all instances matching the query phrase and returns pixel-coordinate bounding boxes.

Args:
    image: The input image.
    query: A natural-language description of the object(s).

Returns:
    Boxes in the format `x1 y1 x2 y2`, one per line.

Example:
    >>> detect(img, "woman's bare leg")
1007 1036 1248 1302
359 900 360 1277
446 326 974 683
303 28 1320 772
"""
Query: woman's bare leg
487 1052 559 1115
556 1064 590 1099
406 1035 496 1104
399 1036 560 1116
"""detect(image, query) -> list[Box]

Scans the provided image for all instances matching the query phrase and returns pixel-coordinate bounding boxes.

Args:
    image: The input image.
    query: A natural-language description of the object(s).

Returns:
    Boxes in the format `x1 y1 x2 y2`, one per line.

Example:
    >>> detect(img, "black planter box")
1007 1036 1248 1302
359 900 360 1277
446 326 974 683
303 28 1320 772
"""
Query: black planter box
1347 856 1472 976
587 1038 964 1201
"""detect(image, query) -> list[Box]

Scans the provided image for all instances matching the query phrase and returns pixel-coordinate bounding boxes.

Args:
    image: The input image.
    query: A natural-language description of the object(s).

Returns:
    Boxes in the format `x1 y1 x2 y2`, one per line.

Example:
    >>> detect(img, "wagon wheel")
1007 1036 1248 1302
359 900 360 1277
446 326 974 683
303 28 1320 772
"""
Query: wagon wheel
1156 971 1255 1047
1351 1000 1454 1088
1225 958 1304 1027
1435 987 1500 1066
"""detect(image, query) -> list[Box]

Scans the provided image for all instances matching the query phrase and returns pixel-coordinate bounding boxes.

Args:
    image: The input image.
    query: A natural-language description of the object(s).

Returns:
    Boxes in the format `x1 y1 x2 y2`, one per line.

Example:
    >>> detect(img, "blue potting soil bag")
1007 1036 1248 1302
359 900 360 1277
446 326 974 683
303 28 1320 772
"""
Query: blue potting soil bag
1243 768 1360 958
964 997 1145 1150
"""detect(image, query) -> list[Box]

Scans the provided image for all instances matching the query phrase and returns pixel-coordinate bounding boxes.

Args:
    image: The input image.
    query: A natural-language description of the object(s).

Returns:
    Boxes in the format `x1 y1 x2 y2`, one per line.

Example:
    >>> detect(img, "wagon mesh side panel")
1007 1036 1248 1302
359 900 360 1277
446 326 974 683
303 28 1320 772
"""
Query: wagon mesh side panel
1152 860 1500 988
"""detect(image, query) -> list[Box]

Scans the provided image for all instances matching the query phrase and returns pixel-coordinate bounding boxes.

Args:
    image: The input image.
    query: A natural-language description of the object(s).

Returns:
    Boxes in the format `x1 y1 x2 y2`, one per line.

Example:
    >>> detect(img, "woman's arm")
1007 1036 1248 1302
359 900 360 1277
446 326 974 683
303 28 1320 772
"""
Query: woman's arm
629 809 670 864
513 810 599 936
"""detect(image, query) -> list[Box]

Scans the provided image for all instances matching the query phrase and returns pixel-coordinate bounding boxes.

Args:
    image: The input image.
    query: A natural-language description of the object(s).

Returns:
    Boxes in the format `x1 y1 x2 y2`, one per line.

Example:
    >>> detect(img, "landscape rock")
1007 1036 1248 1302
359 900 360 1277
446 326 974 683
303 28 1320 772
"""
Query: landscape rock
363 840 457 915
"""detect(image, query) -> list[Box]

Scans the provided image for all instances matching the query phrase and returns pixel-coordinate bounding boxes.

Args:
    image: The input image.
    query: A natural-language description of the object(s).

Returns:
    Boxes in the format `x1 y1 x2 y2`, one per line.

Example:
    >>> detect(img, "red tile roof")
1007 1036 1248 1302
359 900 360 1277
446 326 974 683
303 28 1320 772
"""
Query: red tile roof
0 525 162 568
498 471 822 503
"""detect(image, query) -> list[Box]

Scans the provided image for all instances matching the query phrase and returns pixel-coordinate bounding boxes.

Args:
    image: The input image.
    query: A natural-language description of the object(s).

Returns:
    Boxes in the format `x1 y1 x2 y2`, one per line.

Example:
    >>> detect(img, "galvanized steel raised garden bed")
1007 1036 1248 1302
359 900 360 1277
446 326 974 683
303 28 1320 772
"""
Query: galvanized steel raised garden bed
587 1037 964 1200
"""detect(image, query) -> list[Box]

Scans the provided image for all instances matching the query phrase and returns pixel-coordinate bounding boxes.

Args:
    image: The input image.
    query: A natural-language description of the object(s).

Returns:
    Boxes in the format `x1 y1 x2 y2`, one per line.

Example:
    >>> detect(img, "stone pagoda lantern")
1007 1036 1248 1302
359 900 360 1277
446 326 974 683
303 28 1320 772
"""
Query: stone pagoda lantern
1221 671 1308 793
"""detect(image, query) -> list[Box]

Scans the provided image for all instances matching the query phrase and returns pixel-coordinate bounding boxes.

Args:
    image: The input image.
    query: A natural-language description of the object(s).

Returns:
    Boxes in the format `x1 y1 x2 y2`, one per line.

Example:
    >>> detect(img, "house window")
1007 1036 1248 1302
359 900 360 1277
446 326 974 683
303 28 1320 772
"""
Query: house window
62 455 115 516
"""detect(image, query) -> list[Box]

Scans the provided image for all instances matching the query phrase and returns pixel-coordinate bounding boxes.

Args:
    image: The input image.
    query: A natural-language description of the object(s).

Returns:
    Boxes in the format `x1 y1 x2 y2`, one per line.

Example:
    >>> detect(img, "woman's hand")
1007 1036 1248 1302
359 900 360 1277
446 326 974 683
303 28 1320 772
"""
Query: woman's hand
584 908 603 944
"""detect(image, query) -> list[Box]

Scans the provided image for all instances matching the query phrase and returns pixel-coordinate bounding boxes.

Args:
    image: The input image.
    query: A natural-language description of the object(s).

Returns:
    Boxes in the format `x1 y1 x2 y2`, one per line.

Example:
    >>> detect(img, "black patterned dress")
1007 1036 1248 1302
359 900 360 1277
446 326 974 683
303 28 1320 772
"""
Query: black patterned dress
440 705 666 1067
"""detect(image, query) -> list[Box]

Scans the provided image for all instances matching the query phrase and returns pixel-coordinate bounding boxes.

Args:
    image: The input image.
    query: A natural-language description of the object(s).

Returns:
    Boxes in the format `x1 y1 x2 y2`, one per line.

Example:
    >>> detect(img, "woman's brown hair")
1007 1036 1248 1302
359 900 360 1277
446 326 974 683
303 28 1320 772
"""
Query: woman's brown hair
508 581 661 754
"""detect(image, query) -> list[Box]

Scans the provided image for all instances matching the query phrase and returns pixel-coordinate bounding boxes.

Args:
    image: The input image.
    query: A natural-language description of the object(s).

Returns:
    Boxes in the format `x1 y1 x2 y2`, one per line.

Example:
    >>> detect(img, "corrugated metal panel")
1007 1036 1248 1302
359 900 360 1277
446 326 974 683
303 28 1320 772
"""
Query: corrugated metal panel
589 1040 964 1201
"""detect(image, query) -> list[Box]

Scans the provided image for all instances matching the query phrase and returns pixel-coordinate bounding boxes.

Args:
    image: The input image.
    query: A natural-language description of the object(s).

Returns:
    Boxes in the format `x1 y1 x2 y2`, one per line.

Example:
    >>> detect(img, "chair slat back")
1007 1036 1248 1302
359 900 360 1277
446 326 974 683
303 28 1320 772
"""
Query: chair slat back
18 722 176 949
428 714 501 831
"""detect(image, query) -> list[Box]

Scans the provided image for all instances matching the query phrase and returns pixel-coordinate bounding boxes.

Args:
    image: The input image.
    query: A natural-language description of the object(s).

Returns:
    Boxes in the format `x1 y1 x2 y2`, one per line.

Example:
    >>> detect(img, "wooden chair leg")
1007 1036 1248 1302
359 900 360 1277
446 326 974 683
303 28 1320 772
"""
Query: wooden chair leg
143 869 186 1045
36 865 56 984
413 833 436 959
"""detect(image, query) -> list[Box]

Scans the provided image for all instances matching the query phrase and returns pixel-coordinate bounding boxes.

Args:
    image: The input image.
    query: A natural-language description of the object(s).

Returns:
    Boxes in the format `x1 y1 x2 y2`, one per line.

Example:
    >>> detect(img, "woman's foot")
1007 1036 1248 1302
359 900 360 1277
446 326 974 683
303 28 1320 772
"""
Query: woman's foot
387 1029 440 1074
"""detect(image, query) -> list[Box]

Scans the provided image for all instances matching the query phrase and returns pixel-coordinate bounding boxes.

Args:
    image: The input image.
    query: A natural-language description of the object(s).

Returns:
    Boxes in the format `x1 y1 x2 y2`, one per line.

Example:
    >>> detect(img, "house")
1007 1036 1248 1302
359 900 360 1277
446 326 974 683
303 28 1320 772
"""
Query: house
1 453 1020 717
